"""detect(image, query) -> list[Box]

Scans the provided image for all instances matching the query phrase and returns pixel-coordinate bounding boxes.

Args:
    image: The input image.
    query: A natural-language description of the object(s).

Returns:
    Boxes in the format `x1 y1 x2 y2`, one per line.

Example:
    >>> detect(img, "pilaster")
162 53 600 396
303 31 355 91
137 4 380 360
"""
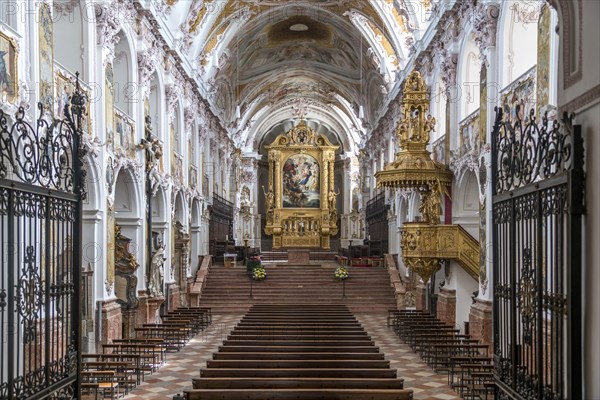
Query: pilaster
468 297 493 348
436 287 456 327
415 283 428 311
100 299 122 344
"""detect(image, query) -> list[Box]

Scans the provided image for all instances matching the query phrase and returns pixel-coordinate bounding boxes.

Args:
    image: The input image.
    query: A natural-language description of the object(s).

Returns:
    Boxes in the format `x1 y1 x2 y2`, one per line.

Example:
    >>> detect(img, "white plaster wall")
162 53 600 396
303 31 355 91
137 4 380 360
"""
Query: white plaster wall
53 5 84 76
578 104 600 399
454 264 478 332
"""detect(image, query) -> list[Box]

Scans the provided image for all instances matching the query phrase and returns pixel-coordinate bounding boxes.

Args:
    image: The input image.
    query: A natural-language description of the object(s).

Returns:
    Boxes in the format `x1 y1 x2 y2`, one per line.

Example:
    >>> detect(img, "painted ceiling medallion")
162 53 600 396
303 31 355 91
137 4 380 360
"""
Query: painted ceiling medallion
289 23 309 32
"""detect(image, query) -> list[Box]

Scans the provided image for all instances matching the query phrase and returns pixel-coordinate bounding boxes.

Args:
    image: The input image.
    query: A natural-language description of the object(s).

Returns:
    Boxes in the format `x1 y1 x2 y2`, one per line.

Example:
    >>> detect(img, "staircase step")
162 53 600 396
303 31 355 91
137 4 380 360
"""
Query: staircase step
199 368 398 378
192 377 404 389
184 388 413 400
212 352 385 360
206 359 391 369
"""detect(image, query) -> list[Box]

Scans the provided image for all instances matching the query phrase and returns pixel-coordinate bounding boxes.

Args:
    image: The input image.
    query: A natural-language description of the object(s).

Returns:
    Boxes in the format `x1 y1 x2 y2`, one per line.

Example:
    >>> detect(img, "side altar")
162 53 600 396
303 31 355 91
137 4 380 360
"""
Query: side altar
263 121 339 249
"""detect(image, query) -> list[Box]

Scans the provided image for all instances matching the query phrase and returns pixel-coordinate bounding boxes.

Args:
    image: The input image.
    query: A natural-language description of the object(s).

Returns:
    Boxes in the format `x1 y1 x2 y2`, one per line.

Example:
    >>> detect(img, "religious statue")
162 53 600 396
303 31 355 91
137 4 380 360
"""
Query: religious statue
137 120 164 193
148 244 166 298
263 185 275 211
423 115 436 143
419 181 443 224
328 188 339 210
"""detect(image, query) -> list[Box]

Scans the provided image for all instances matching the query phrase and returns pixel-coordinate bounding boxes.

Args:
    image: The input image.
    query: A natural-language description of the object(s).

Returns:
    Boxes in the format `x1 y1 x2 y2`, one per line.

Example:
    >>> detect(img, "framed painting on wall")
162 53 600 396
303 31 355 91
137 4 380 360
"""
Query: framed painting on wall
282 154 320 208
500 66 536 125
114 109 135 157
458 111 480 157
431 134 446 164
55 68 91 134
39 3 54 113
0 31 18 104
105 63 115 151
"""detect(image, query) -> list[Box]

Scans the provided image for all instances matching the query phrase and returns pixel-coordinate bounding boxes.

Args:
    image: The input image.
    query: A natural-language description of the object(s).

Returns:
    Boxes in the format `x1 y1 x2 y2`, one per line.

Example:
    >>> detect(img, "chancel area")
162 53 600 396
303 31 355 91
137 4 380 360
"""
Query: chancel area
1 0 599 399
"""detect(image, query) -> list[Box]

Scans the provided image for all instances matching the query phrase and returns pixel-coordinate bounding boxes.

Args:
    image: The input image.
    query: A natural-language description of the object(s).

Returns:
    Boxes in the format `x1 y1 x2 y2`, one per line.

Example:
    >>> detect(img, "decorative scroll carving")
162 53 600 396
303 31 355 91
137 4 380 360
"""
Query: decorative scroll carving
400 223 480 284
138 47 159 99
472 3 500 66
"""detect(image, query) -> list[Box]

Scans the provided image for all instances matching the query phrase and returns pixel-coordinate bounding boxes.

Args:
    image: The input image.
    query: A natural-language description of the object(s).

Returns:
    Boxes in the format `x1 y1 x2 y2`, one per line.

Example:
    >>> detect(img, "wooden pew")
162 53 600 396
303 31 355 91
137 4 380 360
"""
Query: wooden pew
83 354 144 384
82 361 136 394
81 370 120 399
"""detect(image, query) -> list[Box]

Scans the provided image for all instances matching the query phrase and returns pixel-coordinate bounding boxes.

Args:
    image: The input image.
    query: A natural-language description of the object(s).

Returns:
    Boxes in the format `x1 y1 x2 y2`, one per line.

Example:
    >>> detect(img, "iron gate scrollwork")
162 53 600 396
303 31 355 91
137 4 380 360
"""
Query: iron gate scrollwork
0 75 87 399
492 106 584 400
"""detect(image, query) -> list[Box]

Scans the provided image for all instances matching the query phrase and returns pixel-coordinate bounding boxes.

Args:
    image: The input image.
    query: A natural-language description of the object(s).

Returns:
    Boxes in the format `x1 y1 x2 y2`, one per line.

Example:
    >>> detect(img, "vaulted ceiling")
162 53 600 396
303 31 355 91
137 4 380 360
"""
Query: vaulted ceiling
161 0 434 153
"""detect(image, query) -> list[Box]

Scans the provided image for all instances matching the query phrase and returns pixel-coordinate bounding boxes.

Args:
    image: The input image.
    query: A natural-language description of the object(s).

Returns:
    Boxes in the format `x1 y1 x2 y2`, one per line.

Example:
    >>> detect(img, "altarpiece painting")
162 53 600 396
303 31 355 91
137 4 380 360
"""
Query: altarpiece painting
264 121 338 249
282 154 320 208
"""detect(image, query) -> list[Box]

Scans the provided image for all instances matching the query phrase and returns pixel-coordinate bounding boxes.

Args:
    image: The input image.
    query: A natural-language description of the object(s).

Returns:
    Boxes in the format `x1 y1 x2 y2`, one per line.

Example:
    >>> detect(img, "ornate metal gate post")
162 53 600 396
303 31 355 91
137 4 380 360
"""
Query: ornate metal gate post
491 106 584 400
0 73 87 399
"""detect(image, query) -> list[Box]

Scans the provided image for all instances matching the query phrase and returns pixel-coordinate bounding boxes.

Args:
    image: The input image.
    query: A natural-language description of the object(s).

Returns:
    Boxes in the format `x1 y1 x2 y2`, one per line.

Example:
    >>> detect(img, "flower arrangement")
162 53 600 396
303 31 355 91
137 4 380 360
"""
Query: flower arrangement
252 266 267 281
246 255 262 276
334 266 349 280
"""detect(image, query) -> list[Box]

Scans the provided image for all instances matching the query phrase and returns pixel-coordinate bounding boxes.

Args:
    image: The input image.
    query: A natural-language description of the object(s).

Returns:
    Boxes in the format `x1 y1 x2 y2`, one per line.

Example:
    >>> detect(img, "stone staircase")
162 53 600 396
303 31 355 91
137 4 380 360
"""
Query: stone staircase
198 264 397 313
184 304 412 400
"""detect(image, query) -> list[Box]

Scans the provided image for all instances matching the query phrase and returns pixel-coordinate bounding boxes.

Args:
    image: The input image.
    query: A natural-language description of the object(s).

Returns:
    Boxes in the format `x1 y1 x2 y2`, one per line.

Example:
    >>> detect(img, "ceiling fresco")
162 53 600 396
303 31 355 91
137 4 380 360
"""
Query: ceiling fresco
161 0 434 152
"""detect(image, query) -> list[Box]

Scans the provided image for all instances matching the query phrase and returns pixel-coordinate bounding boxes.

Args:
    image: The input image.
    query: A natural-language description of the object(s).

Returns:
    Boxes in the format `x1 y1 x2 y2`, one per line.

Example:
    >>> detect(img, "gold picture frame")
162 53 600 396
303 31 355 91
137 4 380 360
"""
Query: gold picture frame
0 31 18 104
263 121 339 249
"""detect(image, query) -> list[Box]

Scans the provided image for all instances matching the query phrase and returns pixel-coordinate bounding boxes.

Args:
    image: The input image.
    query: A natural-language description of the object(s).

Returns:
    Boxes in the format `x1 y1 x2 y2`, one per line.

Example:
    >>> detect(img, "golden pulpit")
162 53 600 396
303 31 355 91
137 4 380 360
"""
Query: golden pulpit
263 121 339 249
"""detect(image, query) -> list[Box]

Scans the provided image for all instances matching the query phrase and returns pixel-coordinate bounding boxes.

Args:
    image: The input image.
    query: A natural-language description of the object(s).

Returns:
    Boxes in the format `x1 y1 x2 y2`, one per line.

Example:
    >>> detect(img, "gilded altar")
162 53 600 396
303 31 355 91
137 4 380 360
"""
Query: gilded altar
264 121 339 249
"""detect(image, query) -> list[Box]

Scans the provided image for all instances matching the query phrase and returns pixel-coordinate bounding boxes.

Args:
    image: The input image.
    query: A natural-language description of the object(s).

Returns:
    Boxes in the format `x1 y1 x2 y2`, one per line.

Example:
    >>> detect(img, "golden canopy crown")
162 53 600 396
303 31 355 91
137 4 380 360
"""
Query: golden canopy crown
376 70 452 190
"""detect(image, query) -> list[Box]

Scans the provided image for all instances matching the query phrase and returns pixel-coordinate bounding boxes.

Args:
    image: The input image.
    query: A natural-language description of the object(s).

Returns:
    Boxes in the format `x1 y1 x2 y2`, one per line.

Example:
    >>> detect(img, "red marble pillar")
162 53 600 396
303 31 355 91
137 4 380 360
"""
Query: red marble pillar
415 283 428 311
136 290 149 327
469 298 493 349
100 299 122 344
167 283 180 311
436 287 456 327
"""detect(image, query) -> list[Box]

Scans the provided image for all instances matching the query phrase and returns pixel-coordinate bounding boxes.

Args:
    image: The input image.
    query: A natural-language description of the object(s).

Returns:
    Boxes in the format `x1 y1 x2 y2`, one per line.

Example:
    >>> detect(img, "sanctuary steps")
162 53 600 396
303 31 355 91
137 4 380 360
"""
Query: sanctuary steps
198 264 397 312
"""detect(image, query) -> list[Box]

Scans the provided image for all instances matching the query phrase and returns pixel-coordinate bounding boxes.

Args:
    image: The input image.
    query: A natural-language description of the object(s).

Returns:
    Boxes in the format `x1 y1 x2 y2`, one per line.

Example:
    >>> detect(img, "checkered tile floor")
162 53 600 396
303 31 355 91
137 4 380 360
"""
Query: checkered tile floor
123 314 243 400
355 313 460 400
123 312 459 400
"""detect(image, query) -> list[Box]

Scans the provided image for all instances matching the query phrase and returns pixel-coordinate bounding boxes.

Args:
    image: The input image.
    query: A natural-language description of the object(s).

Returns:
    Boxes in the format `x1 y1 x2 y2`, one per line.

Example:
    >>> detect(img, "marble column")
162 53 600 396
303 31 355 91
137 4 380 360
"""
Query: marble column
100 299 122 344
415 283 428 311
436 287 457 327
468 298 493 348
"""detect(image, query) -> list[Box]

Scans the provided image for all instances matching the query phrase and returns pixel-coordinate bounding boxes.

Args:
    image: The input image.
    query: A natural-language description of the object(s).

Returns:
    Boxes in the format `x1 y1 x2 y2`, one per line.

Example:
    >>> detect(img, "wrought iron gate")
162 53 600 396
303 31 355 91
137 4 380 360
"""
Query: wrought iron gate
491 107 584 400
0 81 87 399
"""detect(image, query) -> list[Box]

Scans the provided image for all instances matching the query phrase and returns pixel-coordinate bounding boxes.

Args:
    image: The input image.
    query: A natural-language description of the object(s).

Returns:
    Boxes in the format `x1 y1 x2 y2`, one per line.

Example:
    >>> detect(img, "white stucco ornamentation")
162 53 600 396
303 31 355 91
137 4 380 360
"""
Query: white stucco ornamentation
472 3 501 66
95 2 133 65
138 47 160 99
449 143 491 205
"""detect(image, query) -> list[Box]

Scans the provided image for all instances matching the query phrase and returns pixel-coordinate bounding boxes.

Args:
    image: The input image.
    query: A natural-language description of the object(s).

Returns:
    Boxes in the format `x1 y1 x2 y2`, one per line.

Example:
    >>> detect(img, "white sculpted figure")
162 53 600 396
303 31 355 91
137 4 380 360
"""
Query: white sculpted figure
148 245 166 297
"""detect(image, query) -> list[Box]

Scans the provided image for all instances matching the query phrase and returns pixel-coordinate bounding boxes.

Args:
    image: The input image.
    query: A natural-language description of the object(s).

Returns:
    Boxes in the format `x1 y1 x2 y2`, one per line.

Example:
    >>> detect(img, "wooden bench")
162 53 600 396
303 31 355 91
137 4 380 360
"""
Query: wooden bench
81 370 120 399
135 326 189 350
102 343 165 372
82 361 136 394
